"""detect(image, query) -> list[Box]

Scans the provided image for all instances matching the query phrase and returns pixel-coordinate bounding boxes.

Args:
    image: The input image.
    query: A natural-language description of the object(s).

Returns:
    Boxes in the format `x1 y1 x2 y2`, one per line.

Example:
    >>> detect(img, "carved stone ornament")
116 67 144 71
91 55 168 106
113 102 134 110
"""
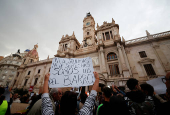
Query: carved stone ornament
138 58 155 64
125 48 130 54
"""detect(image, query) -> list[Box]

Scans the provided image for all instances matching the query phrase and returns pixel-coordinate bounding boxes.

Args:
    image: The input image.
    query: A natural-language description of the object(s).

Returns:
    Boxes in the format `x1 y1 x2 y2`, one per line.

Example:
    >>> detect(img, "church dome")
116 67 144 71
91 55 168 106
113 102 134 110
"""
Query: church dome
25 49 30 52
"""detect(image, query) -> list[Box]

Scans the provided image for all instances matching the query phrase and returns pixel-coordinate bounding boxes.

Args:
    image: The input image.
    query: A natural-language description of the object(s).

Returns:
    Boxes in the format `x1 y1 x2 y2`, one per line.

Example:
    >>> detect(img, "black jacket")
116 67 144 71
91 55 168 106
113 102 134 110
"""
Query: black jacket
126 90 146 103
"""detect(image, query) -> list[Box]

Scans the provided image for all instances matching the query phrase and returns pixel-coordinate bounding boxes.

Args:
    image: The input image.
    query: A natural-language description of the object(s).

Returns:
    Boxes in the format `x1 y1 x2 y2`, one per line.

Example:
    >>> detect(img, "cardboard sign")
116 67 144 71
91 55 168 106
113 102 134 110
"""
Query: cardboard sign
146 76 166 94
49 57 95 88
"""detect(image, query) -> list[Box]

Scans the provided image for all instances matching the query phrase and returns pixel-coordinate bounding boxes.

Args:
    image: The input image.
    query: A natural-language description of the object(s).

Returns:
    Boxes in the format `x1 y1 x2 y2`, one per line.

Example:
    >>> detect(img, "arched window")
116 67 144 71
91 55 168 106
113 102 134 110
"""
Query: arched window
107 53 117 61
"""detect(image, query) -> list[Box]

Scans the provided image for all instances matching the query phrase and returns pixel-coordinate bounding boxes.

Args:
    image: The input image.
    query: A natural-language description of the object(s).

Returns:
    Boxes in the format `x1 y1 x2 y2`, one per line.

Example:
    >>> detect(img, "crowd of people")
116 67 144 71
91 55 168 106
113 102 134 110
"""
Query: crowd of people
0 71 170 115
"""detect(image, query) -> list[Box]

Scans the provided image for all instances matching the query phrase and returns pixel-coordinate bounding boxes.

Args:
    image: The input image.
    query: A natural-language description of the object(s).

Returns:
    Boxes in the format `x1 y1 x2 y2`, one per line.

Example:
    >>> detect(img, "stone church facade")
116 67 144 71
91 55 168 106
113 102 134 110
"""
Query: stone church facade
13 13 170 93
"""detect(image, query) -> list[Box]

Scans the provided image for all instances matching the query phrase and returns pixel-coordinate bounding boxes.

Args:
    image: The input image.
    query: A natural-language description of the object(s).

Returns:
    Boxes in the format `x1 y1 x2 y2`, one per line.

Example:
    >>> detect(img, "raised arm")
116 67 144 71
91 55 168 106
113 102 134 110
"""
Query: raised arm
41 73 54 115
79 72 99 115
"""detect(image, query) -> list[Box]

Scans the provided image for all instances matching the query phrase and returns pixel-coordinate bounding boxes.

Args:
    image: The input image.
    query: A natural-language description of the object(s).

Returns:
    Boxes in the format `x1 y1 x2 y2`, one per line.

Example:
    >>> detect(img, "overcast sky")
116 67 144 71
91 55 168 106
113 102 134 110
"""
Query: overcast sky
0 0 170 60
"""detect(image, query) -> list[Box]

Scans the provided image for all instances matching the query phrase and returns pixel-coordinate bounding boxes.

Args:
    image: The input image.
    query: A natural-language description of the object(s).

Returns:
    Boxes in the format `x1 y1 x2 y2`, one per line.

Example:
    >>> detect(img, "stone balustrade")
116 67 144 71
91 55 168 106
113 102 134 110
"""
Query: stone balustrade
125 36 148 45
125 30 170 45
152 30 170 38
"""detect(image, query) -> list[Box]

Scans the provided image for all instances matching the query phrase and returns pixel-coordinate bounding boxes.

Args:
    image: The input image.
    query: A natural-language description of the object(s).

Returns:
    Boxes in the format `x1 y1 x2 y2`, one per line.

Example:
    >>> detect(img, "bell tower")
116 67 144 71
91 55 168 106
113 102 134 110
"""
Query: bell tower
82 12 96 47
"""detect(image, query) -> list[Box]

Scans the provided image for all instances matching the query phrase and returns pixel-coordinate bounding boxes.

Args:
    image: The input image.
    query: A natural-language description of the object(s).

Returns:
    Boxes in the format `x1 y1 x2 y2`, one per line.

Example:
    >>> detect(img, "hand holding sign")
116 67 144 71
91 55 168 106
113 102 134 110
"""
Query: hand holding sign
49 57 95 88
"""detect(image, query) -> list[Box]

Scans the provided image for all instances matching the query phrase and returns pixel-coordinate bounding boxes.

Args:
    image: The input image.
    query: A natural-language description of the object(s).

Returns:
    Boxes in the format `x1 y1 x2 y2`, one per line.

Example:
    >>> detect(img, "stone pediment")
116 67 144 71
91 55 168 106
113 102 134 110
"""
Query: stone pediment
96 23 119 32
138 58 155 64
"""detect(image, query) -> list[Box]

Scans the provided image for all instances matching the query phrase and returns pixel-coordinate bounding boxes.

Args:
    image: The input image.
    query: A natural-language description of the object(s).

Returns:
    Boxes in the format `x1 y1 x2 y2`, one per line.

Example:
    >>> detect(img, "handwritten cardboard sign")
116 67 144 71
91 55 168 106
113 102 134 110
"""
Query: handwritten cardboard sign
49 57 95 88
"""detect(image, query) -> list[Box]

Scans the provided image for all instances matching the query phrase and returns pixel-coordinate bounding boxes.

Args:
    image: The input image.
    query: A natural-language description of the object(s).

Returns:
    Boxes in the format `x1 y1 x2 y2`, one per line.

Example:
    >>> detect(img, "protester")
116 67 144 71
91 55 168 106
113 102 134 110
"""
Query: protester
0 87 8 115
79 93 87 110
97 87 112 115
20 94 30 103
26 93 42 114
110 95 130 115
41 71 99 115
27 86 62 115
157 72 170 115
60 91 77 115
13 93 21 103
126 78 154 115
0 87 13 115
140 83 167 103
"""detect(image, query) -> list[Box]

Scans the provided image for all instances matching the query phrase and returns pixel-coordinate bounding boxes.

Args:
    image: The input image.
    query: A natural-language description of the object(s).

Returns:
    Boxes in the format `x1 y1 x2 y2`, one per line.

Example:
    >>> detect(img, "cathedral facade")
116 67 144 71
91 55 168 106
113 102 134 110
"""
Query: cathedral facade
12 13 170 93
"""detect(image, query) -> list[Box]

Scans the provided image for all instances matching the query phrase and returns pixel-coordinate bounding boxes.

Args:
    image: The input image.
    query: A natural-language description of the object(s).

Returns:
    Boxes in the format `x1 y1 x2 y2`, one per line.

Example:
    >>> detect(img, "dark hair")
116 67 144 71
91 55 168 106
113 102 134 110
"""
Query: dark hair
60 91 77 115
126 78 139 90
80 93 87 104
110 96 130 115
0 87 5 95
103 87 112 98
140 83 154 96
0 87 5 105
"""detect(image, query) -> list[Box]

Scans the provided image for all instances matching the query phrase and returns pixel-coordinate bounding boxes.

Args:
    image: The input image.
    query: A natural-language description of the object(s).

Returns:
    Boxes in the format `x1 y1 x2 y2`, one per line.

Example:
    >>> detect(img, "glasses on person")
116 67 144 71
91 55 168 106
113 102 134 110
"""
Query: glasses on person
162 78 170 83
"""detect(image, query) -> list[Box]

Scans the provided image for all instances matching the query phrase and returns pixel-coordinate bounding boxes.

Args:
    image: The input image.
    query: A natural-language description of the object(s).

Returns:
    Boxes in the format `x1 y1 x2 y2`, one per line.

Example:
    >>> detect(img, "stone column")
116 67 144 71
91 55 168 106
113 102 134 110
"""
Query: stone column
100 47 107 72
122 46 132 77
18 69 27 88
117 43 130 77
104 32 106 41
109 31 112 40
152 44 170 72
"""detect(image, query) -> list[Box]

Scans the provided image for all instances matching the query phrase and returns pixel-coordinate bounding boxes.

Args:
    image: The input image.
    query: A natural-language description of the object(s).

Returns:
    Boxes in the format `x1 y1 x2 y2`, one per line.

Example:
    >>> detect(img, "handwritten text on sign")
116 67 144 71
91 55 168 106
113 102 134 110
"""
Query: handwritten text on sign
49 57 95 88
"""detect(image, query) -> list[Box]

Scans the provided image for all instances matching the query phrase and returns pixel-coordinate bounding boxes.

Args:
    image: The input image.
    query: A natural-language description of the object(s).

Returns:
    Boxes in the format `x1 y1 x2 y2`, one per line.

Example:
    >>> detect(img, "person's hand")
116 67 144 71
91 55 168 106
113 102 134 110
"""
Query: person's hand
93 72 99 80
44 73 50 82
92 71 99 91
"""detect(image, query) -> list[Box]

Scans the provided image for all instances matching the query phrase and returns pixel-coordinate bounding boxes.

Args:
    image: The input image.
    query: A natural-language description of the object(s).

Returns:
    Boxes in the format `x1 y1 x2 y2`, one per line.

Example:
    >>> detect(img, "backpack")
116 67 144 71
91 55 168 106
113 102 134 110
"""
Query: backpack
128 100 154 115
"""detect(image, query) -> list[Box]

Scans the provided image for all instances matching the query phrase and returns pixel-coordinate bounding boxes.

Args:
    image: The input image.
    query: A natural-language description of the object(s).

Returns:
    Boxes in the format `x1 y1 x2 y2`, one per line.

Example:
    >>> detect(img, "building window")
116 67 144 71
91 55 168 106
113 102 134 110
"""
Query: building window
34 78 38 85
49 67 51 72
144 64 156 76
139 51 147 58
105 32 110 40
109 64 120 76
103 33 105 41
87 32 89 35
107 53 117 60
38 69 41 73
28 71 31 75
24 79 28 86
30 59 33 63
76 46 78 50
64 44 67 51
